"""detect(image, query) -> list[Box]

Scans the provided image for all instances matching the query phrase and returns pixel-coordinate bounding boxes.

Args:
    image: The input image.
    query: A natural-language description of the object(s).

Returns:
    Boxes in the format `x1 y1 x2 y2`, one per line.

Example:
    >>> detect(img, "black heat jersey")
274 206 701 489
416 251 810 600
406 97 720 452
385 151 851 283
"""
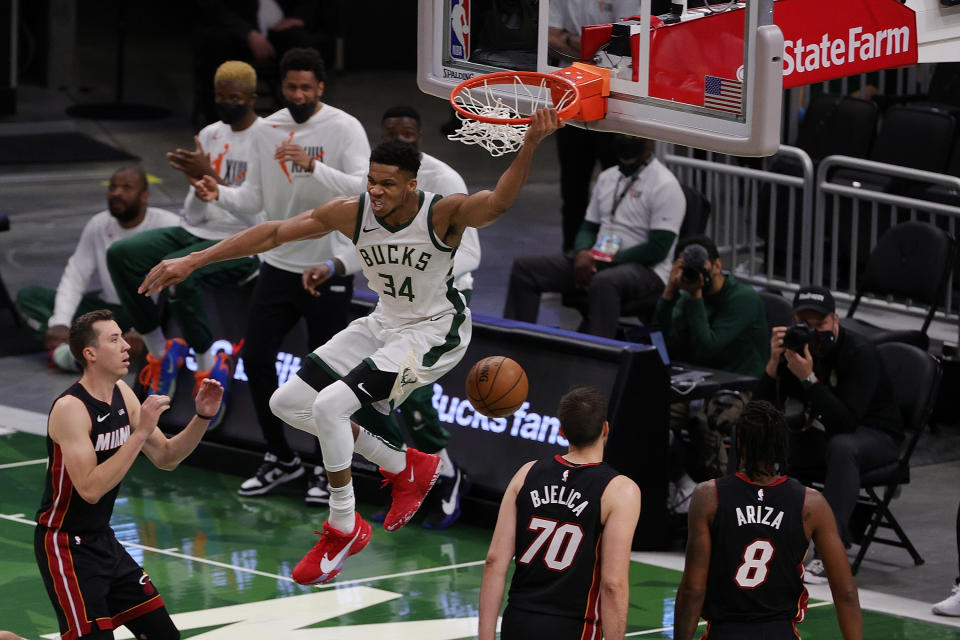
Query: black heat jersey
703 473 809 625
36 382 132 532
506 455 620 630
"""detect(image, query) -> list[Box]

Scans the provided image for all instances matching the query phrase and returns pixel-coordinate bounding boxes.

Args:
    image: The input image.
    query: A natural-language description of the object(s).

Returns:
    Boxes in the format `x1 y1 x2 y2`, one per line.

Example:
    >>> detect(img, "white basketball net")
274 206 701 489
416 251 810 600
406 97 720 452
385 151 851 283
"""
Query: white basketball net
449 75 577 157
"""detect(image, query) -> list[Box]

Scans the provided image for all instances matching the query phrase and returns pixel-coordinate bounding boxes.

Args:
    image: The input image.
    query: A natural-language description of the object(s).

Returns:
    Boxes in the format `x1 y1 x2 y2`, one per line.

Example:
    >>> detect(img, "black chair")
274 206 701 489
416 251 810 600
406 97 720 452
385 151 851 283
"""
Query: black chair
850 342 941 574
0 212 18 326
562 184 712 331
757 289 793 329
840 221 955 350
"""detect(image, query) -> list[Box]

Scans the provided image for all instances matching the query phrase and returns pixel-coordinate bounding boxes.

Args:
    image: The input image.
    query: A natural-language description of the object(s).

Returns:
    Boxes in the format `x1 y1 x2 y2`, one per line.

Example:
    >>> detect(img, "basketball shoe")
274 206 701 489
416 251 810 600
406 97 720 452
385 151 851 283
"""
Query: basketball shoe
292 513 372 585
422 465 470 530
933 582 960 616
238 453 304 496
138 338 189 396
379 448 442 531
193 349 234 429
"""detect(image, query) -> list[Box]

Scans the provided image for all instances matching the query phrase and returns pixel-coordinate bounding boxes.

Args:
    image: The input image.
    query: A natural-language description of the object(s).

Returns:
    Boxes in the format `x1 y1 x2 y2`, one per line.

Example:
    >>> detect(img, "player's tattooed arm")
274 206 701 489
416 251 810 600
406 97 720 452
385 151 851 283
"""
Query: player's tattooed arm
674 481 718 640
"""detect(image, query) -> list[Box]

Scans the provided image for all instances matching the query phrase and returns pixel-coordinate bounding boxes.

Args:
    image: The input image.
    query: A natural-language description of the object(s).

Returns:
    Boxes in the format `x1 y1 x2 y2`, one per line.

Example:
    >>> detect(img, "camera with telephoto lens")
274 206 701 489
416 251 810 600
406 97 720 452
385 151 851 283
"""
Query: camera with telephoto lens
681 264 709 285
680 243 712 289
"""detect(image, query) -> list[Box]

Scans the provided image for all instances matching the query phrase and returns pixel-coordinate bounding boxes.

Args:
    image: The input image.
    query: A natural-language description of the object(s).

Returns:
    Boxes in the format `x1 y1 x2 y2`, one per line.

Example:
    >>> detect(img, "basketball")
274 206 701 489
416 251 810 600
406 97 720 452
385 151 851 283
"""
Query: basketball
465 356 529 418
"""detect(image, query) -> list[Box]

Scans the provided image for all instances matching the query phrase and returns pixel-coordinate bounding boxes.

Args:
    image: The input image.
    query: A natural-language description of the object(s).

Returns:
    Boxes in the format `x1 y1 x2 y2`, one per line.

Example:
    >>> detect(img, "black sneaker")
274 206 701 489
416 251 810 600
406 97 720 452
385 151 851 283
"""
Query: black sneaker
422 466 470 530
238 453 304 496
305 466 330 506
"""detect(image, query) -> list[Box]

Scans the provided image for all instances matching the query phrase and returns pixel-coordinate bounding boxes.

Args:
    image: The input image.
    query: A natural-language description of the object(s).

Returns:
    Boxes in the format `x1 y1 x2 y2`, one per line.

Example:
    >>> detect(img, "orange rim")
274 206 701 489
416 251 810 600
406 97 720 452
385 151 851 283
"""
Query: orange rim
449 71 582 125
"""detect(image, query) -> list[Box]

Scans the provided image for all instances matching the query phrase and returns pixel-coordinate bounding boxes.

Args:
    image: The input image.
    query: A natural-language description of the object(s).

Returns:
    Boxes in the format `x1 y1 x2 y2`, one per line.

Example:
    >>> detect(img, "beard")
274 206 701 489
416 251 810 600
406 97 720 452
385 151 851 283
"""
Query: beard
109 200 140 223
285 100 317 124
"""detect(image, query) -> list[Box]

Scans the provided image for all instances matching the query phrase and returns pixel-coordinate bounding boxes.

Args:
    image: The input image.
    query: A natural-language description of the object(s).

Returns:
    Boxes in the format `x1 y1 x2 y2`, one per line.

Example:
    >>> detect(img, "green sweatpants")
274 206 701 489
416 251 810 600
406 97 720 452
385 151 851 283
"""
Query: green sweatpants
106 226 260 354
15 285 133 344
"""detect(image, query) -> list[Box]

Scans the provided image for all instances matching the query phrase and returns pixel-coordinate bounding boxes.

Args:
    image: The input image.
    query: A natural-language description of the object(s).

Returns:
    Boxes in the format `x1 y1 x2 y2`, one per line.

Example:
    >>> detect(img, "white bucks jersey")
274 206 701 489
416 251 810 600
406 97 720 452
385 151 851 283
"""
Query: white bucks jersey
353 191 463 325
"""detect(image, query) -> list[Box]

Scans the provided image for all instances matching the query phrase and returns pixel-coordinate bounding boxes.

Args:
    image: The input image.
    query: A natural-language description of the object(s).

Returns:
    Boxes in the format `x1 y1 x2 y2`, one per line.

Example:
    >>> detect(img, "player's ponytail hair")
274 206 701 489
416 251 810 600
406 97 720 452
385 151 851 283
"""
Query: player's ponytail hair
69 309 116 368
557 385 607 447
735 400 789 480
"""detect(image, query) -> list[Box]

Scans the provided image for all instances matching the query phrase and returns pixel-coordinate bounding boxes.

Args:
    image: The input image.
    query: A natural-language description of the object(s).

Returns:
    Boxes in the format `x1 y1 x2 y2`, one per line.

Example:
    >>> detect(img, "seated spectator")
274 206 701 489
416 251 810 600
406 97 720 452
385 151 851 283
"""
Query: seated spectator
655 235 768 377
106 61 263 428
656 234 768 487
15 167 179 371
503 135 685 338
194 0 324 125
753 285 903 583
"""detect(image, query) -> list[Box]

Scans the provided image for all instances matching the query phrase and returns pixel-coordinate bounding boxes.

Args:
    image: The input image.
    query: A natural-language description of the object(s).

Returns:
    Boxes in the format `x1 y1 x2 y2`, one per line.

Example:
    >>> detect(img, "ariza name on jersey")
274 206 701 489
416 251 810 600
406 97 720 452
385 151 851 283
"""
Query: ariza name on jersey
358 244 434 272
735 503 785 530
529 484 589 517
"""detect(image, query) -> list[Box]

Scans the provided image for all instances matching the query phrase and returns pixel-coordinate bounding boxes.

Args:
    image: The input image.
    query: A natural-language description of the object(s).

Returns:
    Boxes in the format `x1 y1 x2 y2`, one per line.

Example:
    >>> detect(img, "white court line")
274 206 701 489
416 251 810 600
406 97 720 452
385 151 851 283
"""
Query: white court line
0 405 48 437
623 602 834 638
0 512 485 588
632 551 960 630
0 458 47 469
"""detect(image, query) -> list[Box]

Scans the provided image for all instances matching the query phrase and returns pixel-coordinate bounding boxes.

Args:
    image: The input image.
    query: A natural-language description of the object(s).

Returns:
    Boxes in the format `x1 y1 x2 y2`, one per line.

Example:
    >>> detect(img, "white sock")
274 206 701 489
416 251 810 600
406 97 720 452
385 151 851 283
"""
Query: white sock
354 427 406 474
142 327 167 359
327 481 355 533
437 448 455 478
195 347 215 372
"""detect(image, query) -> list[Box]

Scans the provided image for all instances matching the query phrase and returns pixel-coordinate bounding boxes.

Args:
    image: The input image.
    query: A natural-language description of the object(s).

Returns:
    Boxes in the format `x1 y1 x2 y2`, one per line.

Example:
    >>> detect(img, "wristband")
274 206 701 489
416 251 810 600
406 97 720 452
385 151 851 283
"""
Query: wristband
321 259 336 275
196 411 216 421
801 372 818 387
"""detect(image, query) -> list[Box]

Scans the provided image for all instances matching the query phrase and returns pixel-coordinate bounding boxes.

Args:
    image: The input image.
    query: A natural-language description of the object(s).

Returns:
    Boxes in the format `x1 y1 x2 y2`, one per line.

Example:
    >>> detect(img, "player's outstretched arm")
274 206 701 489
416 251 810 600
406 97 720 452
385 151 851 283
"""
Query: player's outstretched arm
674 481 717 640
138 197 358 295
478 460 534 640
49 394 159 504
120 380 223 471
599 475 642 640
806 488 862 640
447 109 560 230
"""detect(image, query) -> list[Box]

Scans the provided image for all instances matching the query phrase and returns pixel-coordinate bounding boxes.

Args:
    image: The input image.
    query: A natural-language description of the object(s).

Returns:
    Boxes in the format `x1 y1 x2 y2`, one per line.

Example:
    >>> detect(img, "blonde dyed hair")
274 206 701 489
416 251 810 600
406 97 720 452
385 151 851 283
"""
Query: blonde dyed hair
214 61 257 93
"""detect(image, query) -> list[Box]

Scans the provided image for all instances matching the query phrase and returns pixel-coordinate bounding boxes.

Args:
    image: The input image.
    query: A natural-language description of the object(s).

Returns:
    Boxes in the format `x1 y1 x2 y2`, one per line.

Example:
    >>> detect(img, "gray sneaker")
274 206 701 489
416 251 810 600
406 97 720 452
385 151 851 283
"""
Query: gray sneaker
803 559 828 585
305 466 330 506
933 583 960 616
238 453 304 496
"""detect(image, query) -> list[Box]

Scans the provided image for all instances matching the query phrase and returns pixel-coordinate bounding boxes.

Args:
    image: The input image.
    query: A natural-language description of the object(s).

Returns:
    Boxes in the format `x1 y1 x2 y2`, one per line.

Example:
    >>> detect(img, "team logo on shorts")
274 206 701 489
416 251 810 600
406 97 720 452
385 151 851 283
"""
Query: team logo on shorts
139 572 156 596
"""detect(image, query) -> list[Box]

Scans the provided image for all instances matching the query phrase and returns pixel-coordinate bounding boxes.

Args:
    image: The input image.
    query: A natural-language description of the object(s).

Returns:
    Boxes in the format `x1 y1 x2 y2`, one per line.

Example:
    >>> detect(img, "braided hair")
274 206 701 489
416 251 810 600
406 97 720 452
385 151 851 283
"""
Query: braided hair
735 400 789 480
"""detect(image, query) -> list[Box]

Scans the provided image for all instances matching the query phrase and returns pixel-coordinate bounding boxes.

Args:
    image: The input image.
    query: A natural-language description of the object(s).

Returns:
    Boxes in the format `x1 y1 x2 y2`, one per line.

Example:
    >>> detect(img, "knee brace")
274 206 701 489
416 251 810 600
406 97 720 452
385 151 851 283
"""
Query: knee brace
312 380 362 472
269 375 320 435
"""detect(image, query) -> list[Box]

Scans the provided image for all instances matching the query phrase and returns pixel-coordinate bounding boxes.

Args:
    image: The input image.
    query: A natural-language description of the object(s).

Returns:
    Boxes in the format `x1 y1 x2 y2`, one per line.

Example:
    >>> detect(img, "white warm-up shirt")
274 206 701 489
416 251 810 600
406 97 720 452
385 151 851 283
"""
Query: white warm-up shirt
584 159 686 283
181 118 265 240
48 207 181 328
215 105 370 273
313 152 481 292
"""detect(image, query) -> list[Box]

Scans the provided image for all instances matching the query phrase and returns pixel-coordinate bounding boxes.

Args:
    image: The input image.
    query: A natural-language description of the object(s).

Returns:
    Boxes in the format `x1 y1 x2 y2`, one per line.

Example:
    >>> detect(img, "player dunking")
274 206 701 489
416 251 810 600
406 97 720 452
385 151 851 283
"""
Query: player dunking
478 386 642 640
674 400 862 640
139 109 560 584
34 309 223 640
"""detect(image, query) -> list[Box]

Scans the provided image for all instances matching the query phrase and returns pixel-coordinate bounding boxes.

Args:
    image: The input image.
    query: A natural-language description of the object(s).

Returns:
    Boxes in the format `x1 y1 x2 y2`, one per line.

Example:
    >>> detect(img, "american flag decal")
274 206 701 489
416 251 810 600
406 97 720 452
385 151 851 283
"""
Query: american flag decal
703 75 743 114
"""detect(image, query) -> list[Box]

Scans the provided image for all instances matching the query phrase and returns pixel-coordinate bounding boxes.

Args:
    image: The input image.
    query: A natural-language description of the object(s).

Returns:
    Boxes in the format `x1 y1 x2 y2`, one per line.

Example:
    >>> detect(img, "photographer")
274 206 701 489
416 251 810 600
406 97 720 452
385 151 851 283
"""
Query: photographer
754 285 902 581
655 235 767 487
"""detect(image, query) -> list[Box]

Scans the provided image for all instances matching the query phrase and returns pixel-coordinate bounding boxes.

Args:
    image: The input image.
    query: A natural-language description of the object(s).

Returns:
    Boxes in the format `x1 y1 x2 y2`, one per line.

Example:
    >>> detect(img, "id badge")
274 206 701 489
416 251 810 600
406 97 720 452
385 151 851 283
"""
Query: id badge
589 234 621 262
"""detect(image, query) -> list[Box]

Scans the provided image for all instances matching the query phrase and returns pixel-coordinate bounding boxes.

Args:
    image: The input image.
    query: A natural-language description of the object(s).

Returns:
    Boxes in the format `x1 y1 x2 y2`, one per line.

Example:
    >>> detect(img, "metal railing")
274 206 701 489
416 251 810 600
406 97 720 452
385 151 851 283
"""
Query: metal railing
662 144 814 292
814 156 960 327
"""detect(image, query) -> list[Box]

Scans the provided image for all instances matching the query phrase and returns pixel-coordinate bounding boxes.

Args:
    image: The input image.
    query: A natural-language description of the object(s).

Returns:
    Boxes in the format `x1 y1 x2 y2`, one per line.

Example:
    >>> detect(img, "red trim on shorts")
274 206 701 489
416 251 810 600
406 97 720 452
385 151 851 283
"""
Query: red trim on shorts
579 535 604 640
111 594 165 628
734 472 788 487
44 529 90 640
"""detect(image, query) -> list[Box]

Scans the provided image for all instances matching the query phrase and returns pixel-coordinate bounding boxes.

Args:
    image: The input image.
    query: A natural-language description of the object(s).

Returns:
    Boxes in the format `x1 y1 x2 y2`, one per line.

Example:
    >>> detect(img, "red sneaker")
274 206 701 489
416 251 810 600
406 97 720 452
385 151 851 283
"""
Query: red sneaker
291 513 372 585
380 448 442 532
137 352 163 395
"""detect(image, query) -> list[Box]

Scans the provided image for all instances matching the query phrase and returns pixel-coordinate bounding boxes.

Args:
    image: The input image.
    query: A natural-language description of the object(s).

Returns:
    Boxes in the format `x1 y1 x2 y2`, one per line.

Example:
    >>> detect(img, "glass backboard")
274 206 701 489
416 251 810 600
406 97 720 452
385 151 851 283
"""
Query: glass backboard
418 0 784 156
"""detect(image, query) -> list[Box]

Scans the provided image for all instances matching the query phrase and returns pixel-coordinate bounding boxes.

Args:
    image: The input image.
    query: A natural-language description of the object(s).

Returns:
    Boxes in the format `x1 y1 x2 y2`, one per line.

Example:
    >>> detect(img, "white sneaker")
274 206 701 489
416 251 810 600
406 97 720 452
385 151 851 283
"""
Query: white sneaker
238 453 304 496
305 466 330 506
803 559 828 585
933 583 960 616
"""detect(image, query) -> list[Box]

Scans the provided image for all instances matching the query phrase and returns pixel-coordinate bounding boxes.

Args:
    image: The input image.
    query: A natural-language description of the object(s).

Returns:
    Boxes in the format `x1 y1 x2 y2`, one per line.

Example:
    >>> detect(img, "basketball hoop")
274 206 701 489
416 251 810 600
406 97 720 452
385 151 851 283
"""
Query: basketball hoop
448 64 610 156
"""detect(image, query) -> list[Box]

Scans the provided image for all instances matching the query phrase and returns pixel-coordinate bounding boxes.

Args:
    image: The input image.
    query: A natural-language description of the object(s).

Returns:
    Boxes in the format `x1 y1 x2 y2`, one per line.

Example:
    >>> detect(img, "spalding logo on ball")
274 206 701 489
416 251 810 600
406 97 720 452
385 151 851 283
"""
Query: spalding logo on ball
465 356 529 418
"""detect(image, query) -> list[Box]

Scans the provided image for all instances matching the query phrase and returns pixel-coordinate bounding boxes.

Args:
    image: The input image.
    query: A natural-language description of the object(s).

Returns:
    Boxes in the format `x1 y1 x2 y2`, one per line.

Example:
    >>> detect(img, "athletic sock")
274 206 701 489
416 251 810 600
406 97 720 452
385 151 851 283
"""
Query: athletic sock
354 427 406 474
327 481 356 533
437 448 456 478
142 327 167 359
195 347 215 372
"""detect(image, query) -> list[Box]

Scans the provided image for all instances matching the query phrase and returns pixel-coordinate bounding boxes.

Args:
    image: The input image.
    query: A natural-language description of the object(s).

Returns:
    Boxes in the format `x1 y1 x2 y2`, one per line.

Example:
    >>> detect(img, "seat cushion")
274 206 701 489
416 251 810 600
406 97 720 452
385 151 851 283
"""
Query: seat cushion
840 317 929 350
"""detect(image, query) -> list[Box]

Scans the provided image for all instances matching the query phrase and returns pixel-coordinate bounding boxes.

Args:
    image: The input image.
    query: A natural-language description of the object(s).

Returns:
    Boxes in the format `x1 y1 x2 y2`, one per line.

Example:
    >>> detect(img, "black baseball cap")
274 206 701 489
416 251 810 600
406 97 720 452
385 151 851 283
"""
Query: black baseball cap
792 285 836 315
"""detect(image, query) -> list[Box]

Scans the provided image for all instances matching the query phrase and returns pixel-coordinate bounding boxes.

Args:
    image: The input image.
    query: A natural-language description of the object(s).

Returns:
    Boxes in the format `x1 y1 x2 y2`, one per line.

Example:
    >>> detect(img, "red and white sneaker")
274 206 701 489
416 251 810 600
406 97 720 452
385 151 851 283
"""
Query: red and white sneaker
292 513 372 585
379 448 442 532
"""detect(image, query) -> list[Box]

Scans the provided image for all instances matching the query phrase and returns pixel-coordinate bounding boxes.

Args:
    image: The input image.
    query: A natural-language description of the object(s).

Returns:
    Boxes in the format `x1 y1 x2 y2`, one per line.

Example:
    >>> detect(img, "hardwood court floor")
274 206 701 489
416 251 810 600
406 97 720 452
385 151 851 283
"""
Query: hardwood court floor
2 430 958 640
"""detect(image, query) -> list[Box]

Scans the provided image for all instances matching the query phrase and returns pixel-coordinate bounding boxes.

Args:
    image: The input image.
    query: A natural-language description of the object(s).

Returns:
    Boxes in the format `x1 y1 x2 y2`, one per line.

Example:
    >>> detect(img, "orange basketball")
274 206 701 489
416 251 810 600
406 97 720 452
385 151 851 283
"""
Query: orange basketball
465 356 529 418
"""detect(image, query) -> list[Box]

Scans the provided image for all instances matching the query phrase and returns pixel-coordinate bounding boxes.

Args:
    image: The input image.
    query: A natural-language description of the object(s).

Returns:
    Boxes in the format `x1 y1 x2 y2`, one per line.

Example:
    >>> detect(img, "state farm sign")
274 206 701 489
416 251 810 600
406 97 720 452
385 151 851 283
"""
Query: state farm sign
776 0 917 89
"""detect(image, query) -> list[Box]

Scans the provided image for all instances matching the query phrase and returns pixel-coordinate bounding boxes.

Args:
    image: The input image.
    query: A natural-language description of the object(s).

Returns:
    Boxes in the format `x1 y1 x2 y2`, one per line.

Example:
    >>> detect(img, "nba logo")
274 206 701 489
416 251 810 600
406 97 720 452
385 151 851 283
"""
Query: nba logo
450 0 470 61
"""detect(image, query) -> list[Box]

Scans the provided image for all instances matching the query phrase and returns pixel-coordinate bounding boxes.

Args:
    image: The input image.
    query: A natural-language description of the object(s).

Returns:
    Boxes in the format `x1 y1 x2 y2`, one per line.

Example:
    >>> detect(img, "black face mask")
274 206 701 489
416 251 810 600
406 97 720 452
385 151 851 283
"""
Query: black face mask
617 159 645 177
615 137 648 176
216 102 248 125
285 100 317 124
